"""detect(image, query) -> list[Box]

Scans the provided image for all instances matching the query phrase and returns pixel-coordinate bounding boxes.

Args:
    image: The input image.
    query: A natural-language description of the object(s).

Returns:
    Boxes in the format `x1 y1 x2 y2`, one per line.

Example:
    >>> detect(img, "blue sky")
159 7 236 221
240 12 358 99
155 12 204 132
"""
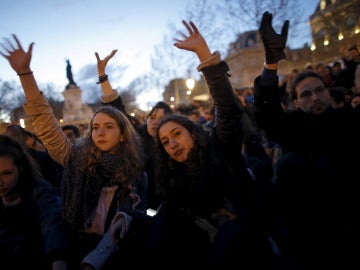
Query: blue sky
0 0 318 105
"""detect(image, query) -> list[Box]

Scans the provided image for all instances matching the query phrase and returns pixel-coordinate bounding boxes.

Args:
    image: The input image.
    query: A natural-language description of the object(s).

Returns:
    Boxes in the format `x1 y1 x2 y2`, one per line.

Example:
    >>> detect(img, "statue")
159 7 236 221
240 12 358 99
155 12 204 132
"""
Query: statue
66 59 77 87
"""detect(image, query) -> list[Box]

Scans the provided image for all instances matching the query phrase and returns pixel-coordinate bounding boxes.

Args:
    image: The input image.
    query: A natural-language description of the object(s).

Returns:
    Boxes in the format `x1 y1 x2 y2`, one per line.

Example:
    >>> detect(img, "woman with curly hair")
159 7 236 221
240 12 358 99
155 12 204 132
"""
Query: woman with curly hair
0 35 147 269
139 20 274 267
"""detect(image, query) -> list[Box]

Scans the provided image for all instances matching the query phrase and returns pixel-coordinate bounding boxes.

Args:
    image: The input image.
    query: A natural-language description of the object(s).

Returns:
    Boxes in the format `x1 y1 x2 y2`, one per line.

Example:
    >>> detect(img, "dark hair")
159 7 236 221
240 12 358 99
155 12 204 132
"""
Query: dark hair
0 134 42 197
290 71 325 100
329 86 346 104
147 101 174 118
155 114 209 190
348 45 358 52
4 124 28 145
62 124 80 138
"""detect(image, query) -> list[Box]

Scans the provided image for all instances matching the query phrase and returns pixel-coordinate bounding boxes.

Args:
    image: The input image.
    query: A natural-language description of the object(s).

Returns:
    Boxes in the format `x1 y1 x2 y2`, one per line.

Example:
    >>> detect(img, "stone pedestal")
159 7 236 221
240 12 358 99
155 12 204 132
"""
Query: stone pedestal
62 84 93 124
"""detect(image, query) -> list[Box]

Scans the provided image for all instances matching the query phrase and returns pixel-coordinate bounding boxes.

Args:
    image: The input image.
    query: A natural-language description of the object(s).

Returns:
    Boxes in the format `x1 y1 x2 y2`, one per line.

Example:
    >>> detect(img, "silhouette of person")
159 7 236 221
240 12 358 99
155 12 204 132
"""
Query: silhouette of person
66 59 76 86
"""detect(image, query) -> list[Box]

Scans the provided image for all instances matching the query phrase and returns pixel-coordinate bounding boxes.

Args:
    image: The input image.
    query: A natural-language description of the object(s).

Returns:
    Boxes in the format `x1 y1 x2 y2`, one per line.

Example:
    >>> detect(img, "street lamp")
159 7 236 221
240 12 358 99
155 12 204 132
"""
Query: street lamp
185 78 195 103
185 78 195 91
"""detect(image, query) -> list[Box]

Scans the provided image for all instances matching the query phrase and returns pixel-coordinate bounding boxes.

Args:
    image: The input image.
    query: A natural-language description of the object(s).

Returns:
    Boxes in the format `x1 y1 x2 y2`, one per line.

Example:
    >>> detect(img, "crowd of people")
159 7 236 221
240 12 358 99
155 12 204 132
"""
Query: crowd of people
0 11 359 270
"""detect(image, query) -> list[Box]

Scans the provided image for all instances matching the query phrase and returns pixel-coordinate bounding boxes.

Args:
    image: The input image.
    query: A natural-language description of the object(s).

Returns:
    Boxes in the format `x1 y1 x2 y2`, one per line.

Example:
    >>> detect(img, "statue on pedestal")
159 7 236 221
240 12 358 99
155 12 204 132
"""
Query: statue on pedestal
66 59 77 88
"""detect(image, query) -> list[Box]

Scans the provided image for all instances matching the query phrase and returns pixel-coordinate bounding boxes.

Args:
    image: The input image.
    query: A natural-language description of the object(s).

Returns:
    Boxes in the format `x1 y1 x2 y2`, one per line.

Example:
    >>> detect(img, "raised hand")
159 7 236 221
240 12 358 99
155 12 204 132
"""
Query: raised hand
95 49 117 76
173 20 211 62
0 34 34 74
259 11 289 64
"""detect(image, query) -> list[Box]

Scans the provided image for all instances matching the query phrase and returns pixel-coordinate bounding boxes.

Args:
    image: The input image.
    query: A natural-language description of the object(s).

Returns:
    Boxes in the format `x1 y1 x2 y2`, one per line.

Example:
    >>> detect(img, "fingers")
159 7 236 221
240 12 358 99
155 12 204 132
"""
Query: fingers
110 49 117 57
95 52 100 61
281 20 290 41
189 21 199 34
0 43 11 56
260 11 270 29
3 37 16 51
176 30 188 40
182 20 193 35
27 42 34 55
12 34 24 51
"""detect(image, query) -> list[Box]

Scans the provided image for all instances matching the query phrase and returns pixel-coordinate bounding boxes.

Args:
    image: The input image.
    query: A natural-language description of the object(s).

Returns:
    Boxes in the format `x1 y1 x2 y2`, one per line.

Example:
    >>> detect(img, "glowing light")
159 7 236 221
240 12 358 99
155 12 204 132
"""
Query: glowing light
185 78 195 90
311 43 316 51
19 118 25 128
338 33 343 40
170 96 175 102
323 38 329 46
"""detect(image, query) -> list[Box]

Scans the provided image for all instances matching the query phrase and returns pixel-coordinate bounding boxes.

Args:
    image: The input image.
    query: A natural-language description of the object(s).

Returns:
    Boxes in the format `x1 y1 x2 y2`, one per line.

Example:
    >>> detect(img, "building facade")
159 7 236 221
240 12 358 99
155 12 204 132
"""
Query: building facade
225 0 359 90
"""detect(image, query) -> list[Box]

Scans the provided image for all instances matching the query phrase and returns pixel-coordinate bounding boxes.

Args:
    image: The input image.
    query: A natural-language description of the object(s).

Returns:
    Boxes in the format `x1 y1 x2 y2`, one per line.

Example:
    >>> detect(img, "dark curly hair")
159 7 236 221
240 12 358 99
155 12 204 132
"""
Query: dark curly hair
154 114 211 193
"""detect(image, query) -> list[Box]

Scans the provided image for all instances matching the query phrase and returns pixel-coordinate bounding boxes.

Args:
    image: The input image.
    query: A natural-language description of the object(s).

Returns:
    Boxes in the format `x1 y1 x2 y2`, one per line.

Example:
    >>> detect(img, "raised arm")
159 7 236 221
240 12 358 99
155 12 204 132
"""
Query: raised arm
94 50 140 126
0 34 72 165
254 12 290 142
173 21 241 143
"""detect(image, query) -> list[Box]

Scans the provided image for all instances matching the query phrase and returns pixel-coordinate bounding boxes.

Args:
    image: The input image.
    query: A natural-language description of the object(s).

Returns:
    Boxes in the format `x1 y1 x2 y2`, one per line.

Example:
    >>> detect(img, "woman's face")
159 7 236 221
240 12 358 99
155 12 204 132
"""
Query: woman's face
91 112 124 154
158 121 194 163
147 108 166 137
0 156 19 199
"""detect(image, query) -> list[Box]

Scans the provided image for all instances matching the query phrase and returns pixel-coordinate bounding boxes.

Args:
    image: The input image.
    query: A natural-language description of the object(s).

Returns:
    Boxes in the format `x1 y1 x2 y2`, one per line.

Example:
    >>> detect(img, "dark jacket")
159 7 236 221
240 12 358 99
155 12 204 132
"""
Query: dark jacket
253 74 360 269
0 179 68 269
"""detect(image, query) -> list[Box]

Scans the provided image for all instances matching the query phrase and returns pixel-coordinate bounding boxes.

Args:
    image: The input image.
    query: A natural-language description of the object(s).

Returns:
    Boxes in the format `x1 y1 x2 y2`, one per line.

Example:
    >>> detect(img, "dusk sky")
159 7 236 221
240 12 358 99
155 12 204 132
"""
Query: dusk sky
1 0 318 106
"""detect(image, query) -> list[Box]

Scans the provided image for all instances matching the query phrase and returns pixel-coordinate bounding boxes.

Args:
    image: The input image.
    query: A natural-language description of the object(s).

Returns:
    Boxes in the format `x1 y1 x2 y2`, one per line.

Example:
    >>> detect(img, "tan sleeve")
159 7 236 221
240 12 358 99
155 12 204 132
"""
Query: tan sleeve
23 93 72 166
197 51 221 71
100 89 120 103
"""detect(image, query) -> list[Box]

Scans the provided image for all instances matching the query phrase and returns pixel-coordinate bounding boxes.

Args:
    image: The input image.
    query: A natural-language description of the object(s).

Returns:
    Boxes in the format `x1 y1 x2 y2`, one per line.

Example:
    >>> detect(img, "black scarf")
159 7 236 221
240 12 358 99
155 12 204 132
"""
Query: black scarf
61 147 129 230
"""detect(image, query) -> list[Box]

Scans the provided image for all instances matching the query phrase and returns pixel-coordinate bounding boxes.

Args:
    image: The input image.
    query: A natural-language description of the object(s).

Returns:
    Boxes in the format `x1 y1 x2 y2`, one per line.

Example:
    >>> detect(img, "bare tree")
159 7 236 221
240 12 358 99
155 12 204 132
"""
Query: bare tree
0 80 24 122
221 0 305 49
148 0 307 99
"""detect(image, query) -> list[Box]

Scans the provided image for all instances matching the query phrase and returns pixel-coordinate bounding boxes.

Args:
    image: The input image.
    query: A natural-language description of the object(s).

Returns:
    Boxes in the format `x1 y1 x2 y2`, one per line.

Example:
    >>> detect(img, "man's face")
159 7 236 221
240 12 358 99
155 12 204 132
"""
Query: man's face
293 77 331 114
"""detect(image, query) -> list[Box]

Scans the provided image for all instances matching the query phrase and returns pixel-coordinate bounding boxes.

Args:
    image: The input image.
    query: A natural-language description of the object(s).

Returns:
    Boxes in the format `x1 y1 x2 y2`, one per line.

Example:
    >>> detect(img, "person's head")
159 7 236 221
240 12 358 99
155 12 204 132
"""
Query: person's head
202 107 214 122
77 124 88 137
62 124 80 144
329 86 346 108
4 125 27 147
304 63 313 72
89 106 142 155
290 71 331 114
24 130 46 152
188 109 201 123
146 101 173 137
332 61 342 73
347 45 359 60
0 135 40 203
157 114 206 163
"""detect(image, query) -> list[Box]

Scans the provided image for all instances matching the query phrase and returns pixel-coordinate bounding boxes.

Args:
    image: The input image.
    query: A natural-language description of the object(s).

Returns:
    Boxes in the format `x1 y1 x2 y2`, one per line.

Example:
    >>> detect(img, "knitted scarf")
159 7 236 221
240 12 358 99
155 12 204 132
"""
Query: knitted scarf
61 146 136 230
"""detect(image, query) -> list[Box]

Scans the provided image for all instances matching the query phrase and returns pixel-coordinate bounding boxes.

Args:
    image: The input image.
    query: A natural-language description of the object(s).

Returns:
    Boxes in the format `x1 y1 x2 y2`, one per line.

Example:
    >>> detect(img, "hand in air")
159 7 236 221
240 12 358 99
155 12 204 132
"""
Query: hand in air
95 49 117 75
173 20 208 54
0 34 34 74
259 11 289 64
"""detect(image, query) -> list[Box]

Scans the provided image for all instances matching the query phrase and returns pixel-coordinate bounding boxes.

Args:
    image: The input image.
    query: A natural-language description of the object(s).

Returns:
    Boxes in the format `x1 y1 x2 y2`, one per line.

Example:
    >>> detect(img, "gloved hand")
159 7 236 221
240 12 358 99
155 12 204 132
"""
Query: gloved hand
259 11 289 64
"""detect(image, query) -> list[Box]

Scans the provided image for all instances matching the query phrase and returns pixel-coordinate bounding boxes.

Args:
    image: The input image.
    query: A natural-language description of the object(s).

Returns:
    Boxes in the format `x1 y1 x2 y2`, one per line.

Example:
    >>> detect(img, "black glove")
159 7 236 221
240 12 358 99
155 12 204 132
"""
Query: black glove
259 11 289 64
